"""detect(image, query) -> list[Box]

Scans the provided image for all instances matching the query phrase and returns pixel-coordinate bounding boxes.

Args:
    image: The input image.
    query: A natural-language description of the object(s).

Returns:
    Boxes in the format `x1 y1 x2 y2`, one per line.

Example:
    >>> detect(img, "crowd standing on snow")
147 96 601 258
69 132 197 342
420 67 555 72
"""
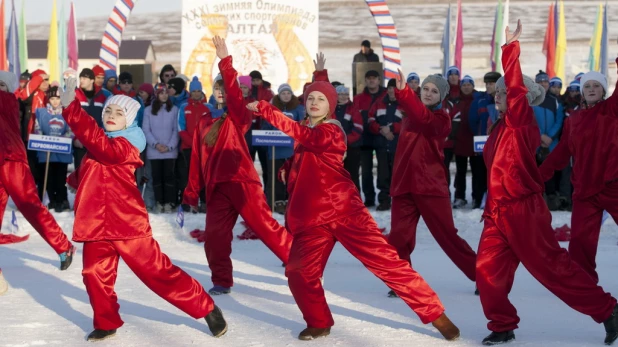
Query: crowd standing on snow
1 19 618 346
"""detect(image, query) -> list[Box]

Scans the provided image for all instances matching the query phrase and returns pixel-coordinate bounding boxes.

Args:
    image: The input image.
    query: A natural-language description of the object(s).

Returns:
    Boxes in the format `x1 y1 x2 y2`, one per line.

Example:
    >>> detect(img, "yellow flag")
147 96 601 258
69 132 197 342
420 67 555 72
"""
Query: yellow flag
47 0 59 83
553 0 567 83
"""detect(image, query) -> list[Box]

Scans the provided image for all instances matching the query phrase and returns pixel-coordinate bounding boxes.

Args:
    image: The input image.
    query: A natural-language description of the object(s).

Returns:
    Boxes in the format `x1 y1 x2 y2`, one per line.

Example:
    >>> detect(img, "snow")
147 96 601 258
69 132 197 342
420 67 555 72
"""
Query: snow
2 172 618 346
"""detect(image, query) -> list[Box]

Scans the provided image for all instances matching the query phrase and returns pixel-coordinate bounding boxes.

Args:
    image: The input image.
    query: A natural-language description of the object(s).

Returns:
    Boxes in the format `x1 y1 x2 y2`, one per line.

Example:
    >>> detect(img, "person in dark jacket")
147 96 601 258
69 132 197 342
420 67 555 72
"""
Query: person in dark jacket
159 64 177 84
468 71 501 208
549 77 563 98
367 78 403 211
335 85 364 193
167 77 189 108
353 40 380 63
442 66 461 192
353 70 387 207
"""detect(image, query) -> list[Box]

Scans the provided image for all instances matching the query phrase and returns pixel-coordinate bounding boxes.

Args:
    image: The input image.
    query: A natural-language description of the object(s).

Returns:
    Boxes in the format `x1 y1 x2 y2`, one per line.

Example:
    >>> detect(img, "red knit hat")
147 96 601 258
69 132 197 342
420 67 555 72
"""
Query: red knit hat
138 83 155 96
305 81 337 117
92 65 105 77
31 69 48 80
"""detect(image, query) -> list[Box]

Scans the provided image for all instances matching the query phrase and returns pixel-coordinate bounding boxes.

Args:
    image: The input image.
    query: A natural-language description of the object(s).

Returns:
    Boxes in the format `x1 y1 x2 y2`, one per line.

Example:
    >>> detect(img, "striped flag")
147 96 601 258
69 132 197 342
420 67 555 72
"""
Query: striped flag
68 2 78 70
543 3 557 77
364 0 401 84
7 0 20 77
18 0 27 70
98 0 136 71
454 0 464 72
47 0 59 83
599 2 609 78
441 4 451 76
588 4 603 72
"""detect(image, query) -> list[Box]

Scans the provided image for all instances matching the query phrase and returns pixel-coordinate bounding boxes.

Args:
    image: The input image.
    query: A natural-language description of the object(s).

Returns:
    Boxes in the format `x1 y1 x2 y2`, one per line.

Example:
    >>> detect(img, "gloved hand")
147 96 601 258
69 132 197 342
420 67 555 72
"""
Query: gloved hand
61 77 77 108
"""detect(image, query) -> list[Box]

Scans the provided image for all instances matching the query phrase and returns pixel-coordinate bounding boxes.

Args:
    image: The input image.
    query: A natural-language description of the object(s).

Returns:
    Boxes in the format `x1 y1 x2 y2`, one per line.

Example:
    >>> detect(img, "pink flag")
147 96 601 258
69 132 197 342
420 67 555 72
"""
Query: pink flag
454 0 464 72
67 2 78 70
0 0 7 70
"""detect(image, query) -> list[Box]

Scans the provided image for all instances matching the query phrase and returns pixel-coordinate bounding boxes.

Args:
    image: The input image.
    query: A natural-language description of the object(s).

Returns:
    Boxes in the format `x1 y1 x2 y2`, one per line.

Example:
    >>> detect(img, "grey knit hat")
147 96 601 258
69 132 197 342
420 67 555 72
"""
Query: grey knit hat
421 74 450 102
496 74 545 107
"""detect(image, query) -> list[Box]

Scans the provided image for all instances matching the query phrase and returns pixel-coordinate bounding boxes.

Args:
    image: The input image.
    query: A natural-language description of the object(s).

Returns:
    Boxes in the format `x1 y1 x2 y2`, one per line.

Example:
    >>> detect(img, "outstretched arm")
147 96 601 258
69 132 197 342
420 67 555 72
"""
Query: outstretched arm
313 52 330 82
213 36 249 127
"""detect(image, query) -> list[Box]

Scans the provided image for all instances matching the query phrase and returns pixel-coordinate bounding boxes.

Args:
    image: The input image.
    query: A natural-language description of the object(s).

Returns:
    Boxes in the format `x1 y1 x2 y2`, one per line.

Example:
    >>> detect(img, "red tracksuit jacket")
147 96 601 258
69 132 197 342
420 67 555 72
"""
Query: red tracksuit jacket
483 41 544 216
539 62 618 200
390 86 451 198
453 91 477 157
184 56 261 204
256 101 365 234
15 75 47 137
179 98 212 150
0 91 27 165
64 100 151 242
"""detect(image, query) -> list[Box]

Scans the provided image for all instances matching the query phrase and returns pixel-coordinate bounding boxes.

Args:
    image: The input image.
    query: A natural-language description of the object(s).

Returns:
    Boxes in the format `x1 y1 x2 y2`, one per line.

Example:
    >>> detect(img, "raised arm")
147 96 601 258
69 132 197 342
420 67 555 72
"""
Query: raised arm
213 36 249 127
253 100 344 153
501 21 535 128
313 52 330 82
607 57 618 111
15 75 43 101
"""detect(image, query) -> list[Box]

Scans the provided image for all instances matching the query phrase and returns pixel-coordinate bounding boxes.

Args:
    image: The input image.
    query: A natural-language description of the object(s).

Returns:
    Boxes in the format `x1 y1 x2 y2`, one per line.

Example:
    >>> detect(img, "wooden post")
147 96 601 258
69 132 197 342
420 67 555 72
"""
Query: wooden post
42 151 51 204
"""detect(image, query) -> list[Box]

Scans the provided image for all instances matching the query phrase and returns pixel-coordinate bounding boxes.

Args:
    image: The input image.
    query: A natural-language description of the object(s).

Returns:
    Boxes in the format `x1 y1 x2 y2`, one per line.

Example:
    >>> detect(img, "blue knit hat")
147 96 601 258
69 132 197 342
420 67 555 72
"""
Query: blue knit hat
446 66 460 77
335 85 350 95
535 70 549 83
567 80 580 92
460 75 474 87
189 76 202 92
549 77 562 88
406 72 420 83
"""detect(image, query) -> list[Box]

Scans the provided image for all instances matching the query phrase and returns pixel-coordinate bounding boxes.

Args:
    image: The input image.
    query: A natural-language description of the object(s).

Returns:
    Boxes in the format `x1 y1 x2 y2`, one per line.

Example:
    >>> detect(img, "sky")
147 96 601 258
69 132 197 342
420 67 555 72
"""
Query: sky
3 0 182 24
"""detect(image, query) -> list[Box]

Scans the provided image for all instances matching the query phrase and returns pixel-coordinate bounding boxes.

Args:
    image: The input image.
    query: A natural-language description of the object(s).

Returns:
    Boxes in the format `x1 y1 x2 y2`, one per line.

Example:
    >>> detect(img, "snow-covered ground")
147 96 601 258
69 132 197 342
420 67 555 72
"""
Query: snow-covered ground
2 172 618 347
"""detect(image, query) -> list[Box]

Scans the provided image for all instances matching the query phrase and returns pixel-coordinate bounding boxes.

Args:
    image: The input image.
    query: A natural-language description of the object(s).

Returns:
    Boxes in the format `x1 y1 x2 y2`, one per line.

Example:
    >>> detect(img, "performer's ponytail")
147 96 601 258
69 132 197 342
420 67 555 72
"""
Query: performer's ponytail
205 113 228 147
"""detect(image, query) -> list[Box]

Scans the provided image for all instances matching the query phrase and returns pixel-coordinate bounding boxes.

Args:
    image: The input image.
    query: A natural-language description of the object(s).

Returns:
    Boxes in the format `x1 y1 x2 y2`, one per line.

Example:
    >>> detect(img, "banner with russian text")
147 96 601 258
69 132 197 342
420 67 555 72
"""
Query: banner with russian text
181 0 319 95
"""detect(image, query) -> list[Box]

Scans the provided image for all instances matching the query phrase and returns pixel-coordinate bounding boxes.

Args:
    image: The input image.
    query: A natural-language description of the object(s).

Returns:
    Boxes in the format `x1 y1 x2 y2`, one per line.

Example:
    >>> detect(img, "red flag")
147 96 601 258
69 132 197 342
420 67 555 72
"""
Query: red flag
68 2 78 70
454 0 464 72
0 0 7 70
542 3 556 77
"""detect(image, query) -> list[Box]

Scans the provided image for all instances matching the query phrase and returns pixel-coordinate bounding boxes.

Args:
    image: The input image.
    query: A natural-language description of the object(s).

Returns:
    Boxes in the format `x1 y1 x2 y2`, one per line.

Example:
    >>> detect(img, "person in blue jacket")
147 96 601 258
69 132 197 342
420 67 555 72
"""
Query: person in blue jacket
468 71 501 208
261 83 305 214
34 85 73 212
533 70 565 210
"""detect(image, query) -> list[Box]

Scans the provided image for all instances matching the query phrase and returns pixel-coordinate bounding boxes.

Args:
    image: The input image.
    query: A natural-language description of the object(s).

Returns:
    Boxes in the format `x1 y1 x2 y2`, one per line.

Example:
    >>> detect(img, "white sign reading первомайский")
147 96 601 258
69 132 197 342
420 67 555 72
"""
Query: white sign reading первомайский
181 0 319 96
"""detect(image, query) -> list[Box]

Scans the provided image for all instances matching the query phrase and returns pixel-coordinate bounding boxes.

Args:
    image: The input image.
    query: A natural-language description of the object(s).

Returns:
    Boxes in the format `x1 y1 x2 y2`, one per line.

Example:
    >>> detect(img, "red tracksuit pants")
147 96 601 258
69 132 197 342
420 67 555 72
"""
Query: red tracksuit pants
0 160 71 254
82 237 215 330
205 182 292 288
476 194 616 332
388 193 477 281
286 210 445 329
570 181 618 283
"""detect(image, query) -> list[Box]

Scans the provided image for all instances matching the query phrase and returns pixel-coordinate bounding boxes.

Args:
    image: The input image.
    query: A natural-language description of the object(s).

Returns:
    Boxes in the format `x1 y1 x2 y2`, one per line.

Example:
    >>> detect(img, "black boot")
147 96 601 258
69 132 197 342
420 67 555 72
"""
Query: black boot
205 305 228 337
298 327 331 340
603 305 618 345
387 290 398 298
59 245 76 271
482 330 515 345
87 329 117 341
376 200 391 211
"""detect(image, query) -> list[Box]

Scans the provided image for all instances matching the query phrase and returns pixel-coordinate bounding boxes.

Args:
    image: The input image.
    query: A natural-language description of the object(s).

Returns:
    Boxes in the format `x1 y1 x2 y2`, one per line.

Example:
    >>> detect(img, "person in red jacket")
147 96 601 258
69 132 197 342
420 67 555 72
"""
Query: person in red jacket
247 77 460 342
0 85 74 271
61 81 227 342
367 78 403 211
334 85 363 192
476 21 618 346
539 64 618 284
386 73 477 295
183 36 292 295
453 75 479 209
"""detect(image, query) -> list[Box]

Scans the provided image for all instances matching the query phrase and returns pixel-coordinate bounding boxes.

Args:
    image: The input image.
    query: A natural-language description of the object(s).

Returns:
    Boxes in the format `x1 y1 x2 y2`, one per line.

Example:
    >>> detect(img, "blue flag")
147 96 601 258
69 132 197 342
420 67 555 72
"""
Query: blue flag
7 0 20 78
11 210 19 234
176 205 184 229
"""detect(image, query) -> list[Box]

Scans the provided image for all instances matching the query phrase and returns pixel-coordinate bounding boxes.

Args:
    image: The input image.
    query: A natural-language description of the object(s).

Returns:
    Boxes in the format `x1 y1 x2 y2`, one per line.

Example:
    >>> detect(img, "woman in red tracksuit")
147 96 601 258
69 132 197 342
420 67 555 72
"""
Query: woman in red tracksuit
0 85 74 271
539 65 618 285
386 73 477 292
476 21 618 346
61 81 227 342
248 79 460 342
183 36 292 295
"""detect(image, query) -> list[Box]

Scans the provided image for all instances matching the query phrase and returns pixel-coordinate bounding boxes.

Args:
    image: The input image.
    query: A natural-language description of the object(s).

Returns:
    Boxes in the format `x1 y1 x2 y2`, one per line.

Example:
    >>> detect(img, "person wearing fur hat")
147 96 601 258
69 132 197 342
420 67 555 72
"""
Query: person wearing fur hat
183 36 292 295
334 84 363 192
142 84 180 213
476 21 618 346
0 84 75 271
385 71 477 293
367 78 404 211
247 76 460 342
33 85 73 212
262 83 305 213
61 78 227 341
539 65 618 287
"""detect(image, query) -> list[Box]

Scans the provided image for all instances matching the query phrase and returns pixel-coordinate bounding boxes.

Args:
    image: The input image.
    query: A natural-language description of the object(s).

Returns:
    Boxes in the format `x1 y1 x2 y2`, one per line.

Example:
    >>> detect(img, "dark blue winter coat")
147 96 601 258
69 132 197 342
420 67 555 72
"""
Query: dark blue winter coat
468 92 497 136
533 92 564 152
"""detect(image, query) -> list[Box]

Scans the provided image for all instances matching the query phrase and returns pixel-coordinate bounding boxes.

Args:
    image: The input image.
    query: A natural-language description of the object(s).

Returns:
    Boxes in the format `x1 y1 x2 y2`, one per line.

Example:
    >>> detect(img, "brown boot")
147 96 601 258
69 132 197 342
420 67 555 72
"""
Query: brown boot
298 327 331 340
432 313 460 341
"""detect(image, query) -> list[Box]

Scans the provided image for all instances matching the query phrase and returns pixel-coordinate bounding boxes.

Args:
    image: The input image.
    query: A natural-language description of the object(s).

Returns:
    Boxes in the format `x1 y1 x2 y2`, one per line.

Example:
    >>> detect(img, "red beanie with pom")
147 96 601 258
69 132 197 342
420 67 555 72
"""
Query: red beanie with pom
305 81 337 117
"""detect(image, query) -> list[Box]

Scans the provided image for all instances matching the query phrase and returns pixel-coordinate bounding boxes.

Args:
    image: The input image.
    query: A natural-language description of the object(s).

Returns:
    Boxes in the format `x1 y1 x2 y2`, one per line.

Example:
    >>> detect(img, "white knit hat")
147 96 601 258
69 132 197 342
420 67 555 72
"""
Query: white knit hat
0 71 18 93
580 71 608 94
496 74 545 107
103 95 141 127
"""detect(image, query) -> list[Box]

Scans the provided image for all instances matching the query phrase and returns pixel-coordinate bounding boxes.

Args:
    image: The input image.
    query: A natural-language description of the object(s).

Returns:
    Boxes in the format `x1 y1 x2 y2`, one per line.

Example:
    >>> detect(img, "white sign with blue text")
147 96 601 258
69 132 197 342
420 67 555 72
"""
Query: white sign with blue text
474 136 489 153
252 130 293 147
27 134 73 155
